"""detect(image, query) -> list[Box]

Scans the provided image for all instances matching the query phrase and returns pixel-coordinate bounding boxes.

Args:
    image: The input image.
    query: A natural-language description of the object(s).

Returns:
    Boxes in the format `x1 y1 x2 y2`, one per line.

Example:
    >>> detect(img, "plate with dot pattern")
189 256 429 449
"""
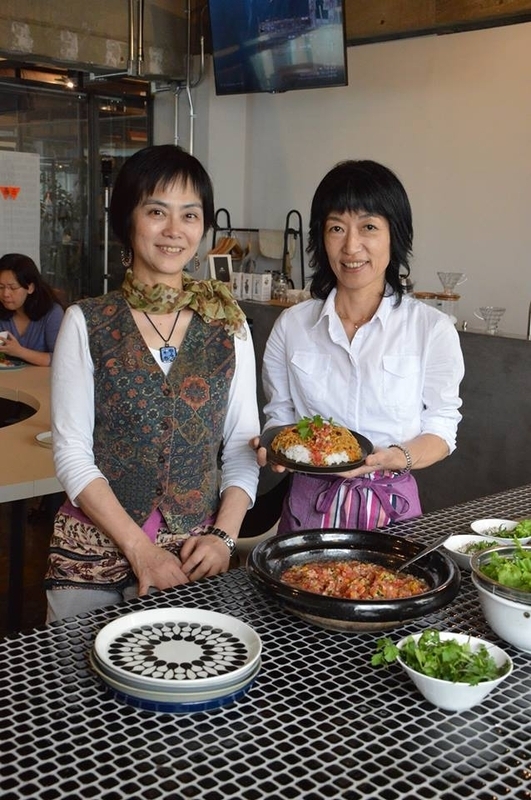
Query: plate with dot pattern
93 607 262 691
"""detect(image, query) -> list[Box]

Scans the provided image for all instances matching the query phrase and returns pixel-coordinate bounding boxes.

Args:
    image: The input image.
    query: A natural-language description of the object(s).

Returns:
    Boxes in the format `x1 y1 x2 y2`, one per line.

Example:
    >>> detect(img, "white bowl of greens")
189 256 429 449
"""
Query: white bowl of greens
443 534 499 570
469 518 531 544
471 543 531 652
372 629 513 712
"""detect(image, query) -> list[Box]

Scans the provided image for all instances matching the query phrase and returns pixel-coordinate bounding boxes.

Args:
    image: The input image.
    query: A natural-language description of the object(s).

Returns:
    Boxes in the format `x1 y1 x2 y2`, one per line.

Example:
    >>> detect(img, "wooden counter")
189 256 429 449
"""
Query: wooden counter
0 365 61 632
0 365 61 502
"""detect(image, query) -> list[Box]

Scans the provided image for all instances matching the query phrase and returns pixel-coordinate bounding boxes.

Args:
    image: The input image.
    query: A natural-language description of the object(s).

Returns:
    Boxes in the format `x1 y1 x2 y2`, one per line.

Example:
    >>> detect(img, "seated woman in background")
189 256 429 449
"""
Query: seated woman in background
258 159 464 532
0 253 65 366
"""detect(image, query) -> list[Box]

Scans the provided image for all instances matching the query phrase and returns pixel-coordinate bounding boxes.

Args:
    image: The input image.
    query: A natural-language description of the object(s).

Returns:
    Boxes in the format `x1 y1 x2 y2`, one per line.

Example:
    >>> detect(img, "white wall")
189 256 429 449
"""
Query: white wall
158 22 531 336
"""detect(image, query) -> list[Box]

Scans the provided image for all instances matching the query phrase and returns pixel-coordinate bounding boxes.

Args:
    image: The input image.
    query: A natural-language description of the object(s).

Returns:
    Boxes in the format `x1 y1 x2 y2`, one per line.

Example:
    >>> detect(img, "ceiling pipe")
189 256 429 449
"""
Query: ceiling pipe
147 0 207 152
127 0 135 74
136 0 145 77
181 0 205 154
92 0 145 81
128 0 144 77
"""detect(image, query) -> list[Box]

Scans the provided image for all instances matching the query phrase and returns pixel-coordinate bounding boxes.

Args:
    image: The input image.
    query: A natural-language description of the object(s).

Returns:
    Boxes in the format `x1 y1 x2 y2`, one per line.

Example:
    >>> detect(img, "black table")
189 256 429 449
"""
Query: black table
1 486 531 800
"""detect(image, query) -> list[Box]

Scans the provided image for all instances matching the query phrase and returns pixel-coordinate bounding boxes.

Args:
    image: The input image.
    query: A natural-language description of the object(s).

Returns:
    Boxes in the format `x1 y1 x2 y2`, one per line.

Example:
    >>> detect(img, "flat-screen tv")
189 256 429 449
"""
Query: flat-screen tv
208 0 348 96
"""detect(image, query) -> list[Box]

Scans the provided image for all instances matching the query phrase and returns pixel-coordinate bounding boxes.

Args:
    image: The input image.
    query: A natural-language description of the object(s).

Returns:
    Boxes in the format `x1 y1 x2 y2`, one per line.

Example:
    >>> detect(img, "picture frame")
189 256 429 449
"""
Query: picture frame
208 254 233 283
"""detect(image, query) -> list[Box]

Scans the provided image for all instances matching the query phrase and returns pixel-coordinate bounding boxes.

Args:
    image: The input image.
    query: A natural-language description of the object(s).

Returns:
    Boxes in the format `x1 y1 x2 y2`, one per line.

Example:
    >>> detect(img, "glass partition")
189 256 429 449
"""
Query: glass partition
0 68 151 303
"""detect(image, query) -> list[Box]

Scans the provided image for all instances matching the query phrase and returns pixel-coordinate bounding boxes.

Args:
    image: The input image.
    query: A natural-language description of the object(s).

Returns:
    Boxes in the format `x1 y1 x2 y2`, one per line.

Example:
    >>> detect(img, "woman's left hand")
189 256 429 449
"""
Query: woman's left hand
329 446 400 478
179 534 232 580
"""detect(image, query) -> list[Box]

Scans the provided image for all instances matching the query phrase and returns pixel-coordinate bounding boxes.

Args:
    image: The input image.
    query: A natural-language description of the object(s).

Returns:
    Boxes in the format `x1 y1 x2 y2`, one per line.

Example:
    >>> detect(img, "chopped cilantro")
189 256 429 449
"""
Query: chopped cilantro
296 414 333 440
371 629 509 685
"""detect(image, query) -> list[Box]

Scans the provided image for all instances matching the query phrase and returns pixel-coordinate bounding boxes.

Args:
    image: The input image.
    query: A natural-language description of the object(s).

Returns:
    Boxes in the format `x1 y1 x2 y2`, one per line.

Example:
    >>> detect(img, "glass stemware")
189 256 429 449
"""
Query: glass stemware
437 272 467 295
474 306 506 335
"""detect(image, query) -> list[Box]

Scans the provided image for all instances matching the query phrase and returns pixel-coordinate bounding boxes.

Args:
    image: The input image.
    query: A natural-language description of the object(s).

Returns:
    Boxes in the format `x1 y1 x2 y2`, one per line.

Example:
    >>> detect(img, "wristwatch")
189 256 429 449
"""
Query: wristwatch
201 525 236 556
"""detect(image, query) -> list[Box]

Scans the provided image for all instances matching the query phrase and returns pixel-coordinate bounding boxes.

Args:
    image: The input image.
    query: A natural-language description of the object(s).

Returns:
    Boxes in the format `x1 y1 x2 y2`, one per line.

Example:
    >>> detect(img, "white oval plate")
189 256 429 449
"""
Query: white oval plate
93 607 262 690
35 431 53 448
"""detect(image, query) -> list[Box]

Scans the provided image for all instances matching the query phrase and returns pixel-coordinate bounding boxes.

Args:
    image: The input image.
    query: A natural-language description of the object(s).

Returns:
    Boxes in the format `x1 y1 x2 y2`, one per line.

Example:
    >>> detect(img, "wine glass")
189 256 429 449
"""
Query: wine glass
474 306 506 335
437 272 467 295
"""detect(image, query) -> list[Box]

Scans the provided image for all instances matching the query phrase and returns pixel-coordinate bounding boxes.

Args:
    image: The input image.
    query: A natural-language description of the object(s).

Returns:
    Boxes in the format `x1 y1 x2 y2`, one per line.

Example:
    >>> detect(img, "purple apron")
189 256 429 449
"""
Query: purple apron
277 471 422 533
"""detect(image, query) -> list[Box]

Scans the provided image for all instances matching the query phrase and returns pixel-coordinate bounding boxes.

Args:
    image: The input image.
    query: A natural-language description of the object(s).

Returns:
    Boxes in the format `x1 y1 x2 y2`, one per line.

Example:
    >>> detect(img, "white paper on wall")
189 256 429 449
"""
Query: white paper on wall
0 151 41 267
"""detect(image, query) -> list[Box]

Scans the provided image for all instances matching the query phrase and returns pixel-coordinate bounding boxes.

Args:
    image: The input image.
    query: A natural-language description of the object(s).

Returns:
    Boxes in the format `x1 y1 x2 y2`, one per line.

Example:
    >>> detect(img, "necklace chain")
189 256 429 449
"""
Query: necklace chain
143 311 181 363
336 310 374 330
143 311 180 344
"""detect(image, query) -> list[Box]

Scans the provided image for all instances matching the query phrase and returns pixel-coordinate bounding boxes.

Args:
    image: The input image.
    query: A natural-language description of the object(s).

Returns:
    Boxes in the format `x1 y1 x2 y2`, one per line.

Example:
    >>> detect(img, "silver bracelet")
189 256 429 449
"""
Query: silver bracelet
389 444 413 474
202 525 236 556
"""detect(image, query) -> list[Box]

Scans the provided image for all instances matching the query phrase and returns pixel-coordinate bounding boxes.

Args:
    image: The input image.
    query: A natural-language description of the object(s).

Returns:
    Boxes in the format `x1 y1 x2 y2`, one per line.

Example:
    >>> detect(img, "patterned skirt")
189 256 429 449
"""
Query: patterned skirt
44 511 189 592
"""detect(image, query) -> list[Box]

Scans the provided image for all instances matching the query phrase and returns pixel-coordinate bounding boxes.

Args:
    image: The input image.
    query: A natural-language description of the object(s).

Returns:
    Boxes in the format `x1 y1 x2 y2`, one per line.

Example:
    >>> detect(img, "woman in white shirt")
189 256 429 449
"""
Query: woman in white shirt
46 145 259 620
261 159 464 532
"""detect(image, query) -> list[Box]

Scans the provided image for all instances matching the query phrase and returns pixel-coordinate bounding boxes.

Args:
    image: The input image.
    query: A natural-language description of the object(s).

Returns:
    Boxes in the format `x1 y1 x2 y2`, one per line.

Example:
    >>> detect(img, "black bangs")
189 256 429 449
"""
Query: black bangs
307 160 414 301
109 145 215 248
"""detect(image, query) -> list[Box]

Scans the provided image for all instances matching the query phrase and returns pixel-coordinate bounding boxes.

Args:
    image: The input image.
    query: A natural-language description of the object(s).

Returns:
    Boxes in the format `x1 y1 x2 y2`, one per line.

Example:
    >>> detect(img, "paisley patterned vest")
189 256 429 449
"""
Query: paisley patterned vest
78 292 235 534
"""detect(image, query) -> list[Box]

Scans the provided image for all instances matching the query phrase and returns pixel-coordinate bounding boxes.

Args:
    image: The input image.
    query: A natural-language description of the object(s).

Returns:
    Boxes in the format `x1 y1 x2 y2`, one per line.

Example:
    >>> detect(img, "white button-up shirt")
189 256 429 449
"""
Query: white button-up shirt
262 288 464 452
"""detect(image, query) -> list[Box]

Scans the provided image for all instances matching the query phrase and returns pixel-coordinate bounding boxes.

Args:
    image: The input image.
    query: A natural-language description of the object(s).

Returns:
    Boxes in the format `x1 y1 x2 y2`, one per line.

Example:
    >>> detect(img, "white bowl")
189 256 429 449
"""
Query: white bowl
397 631 513 711
443 534 500 570
471 545 531 653
469 518 527 544
471 575 531 654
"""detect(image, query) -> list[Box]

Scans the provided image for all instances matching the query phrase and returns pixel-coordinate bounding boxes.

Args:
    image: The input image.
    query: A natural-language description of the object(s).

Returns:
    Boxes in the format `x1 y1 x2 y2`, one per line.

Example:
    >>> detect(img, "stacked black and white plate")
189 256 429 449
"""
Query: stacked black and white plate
89 607 262 713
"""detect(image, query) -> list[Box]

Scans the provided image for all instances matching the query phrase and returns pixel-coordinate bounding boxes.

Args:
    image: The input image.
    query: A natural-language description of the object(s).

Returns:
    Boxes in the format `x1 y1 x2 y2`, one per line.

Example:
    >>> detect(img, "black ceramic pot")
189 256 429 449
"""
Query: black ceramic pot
247 529 461 632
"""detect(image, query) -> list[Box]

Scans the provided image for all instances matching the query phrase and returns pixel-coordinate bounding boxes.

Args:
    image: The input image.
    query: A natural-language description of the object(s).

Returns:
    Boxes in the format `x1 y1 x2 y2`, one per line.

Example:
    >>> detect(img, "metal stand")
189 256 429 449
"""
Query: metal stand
101 156 113 294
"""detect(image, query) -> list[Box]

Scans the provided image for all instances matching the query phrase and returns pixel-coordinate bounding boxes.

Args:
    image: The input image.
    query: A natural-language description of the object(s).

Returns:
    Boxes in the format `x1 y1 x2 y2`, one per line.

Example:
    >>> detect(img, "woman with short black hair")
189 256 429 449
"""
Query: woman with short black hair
46 144 259 620
260 159 464 532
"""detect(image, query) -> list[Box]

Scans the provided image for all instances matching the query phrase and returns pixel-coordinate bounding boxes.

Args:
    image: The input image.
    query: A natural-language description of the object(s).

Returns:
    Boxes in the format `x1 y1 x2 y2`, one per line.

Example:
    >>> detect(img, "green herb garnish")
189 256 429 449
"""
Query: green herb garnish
296 414 331 440
459 540 498 555
371 629 509 685
511 519 531 539
480 540 531 591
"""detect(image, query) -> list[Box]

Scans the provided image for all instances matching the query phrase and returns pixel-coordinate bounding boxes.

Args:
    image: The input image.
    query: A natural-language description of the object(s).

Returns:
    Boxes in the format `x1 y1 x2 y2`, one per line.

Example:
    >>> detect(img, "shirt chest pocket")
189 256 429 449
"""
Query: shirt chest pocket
382 355 422 410
290 350 331 403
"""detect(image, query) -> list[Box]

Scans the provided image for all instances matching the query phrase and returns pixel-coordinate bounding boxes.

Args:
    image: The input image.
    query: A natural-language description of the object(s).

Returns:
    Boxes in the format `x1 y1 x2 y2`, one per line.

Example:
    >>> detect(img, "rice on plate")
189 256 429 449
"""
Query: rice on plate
271 415 362 467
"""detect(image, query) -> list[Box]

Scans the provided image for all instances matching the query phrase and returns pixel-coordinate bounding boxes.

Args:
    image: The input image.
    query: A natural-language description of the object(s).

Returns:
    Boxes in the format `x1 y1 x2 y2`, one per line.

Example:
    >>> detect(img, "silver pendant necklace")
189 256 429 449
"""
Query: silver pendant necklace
143 311 181 363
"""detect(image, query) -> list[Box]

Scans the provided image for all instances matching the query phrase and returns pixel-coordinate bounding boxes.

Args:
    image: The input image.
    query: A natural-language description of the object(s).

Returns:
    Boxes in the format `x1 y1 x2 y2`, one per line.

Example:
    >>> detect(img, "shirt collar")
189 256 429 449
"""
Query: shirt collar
316 285 397 329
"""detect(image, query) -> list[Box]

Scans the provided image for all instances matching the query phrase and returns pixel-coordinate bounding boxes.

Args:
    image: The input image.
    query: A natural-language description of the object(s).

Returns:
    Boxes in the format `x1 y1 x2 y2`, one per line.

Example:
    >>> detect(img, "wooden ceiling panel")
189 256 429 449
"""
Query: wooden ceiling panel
345 0 531 43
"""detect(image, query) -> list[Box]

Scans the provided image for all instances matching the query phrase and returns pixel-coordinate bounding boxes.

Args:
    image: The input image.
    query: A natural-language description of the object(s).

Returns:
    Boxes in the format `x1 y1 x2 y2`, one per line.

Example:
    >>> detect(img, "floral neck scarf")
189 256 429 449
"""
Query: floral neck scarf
121 269 247 338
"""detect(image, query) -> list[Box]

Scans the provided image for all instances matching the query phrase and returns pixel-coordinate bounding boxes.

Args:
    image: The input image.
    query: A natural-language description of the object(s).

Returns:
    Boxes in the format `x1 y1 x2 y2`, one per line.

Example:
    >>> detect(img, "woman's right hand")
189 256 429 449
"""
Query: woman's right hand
126 538 190 596
249 435 288 472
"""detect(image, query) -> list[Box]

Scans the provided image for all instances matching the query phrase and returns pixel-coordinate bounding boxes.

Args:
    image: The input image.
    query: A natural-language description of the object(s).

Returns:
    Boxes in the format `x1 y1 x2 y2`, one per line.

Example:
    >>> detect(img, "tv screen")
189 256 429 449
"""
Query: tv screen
208 0 348 96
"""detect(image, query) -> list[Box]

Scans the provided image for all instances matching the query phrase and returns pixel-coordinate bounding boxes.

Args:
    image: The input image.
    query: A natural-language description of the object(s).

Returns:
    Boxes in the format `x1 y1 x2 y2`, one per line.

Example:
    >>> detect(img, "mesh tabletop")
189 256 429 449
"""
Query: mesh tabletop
1 486 531 800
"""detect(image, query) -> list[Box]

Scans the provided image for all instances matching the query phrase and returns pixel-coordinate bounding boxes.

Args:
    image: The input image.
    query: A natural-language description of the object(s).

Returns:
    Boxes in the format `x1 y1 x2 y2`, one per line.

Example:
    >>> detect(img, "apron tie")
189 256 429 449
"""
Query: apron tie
315 474 412 528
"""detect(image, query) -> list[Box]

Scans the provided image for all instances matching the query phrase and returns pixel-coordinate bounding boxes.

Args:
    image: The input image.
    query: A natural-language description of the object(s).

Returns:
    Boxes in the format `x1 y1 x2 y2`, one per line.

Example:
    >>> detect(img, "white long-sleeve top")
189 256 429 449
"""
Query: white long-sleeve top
262 289 464 452
51 304 260 507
